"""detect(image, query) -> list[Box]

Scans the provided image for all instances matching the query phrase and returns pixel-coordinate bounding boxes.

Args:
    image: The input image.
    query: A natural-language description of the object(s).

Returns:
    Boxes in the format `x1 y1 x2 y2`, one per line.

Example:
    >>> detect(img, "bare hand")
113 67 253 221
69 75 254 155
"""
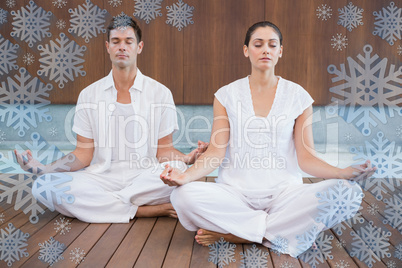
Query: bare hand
186 140 209 165
160 164 189 186
339 160 376 180
14 149 47 174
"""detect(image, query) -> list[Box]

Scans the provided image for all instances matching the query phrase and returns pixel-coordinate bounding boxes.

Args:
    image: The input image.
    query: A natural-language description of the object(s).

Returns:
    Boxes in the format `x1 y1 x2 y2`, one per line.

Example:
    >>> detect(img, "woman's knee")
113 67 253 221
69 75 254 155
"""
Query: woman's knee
171 182 202 211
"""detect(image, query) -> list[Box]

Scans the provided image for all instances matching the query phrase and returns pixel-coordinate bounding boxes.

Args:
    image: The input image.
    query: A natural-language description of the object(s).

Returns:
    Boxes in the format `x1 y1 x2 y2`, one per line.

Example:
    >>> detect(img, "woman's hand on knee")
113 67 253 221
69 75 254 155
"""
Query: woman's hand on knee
338 160 376 180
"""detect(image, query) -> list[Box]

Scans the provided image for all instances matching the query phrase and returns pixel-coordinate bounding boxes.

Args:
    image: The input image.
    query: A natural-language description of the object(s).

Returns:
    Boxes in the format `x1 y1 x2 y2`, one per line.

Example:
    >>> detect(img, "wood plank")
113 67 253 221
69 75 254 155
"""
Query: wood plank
78 221 134 267
134 217 177 268
162 222 195 268
243 243 274 268
269 247 302 268
106 218 157 268
189 239 216 268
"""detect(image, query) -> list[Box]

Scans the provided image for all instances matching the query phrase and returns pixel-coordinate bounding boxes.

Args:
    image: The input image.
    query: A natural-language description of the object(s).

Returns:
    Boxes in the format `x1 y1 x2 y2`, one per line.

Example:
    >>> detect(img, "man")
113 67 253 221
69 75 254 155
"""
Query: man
14 14 206 223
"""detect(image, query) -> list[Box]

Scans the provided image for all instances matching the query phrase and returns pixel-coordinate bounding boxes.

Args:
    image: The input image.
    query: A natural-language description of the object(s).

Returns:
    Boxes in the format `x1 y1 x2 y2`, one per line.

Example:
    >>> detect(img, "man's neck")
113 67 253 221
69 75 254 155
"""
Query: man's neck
112 66 137 92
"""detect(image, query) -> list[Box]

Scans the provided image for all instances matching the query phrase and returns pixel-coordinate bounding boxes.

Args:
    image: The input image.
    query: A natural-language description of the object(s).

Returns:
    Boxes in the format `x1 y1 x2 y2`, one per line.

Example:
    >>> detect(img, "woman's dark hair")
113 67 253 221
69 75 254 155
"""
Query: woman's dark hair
107 13 142 43
244 21 282 46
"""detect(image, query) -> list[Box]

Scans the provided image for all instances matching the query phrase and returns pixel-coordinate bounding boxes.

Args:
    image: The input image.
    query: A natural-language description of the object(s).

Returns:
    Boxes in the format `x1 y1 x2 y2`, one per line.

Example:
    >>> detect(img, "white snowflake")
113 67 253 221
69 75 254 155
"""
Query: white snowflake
367 202 379 215
112 12 132 29
350 222 391 267
315 180 363 228
397 125 402 138
22 53 35 65
53 0 67 9
327 44 402 136
0 8 7 24
6 0 16 9
208 237 236 268
68 0 107 43
296 225 320 255
383 193 402 232
166 0 194 31
0 34 19 75
337 2 364 32
0 213 4 223
395 243 402 260
0 223 29 267
331 33 348 51
54 217 71 235
271 236 289 256
56 19 66 30
0 130 5 144
332 210 365 236
279 261 294 268
239 244 268 268
0 68 52 137
316 4 332 21
10 0 52 48
70 248 85 264
387 260 397 268
38 237 65 266
351 131 402 181
37 33 86 89
0 151 21 174
373 2 402 46
49 127 58 137
108 0 122 8
344 133 352 142
134 0 163 24
298 232 333 268
335 260 350 268
398 45 402 56
335 239 346 249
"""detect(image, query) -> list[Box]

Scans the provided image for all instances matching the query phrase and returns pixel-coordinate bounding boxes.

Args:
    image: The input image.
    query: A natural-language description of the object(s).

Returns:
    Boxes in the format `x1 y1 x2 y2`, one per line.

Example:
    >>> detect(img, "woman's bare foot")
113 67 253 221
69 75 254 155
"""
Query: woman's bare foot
195 229 251 246
136 203 177 218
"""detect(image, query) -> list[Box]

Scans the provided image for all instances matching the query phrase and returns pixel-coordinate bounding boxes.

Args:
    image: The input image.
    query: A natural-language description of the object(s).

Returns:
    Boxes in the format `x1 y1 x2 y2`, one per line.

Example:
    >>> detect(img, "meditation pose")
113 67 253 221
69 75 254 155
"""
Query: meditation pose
161 21 375 257
14 15 206 223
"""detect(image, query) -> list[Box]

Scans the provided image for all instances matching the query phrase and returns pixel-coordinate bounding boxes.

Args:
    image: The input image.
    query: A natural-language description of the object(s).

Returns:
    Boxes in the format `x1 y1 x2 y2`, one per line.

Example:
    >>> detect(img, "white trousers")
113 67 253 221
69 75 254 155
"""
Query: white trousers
32 161 186 223
171 179 362 257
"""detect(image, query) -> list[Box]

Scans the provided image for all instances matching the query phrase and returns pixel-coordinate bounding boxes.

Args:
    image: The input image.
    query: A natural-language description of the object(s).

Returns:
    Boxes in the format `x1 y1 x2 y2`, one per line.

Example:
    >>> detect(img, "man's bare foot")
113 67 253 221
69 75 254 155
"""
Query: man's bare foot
195 229 251 246
136 203 177 218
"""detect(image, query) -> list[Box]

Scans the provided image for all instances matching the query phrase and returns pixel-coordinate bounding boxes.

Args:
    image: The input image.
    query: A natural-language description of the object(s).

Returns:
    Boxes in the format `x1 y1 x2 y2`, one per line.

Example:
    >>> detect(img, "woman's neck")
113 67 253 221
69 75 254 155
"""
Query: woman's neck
249 68 278 92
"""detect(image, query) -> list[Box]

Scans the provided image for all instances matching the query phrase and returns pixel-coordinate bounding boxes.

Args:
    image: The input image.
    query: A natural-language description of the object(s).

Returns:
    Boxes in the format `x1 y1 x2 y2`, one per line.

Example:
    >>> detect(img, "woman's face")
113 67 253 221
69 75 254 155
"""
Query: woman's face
243 26 283 71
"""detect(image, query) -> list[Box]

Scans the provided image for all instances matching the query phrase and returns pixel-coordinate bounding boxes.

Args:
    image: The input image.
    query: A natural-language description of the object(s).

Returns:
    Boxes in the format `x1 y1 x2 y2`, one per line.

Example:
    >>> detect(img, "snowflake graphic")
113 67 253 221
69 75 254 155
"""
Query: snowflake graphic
53 0 67 9
351 131 402 180
22 53 35 66
239 244 268 268
134 0 163 24
383 193 402 232
332 210 364 236
315 180 363 228
331 33 348 51
0 34 19 76
316 4 332 21
108 0 122 8
367 202 380 215
395 243 402 260
70 248 85 264
38 237 65 266
271 236 289 256
335 239 346 249
208 237 236 268
0 68 52 137
398 45 402 55
56 19 66 30
387 260 397 268
54 217 71 235
397 125 402 138
335 260 350 268
166 0 194 31
37 33 86 89
298 232 333 268
337 2 364 32
350 222 391 267
327 44 402 136
0 130 5 144
279 261 294 268
68 0 108 43
296 225 321 255
10 0 52 48
112 12 132 29
344 133 352 142
0 213 4 223
0 8 7 24
49 127 58 137
373 2 402 46
0 223 29 267
6 0 16 9
0 150 21 174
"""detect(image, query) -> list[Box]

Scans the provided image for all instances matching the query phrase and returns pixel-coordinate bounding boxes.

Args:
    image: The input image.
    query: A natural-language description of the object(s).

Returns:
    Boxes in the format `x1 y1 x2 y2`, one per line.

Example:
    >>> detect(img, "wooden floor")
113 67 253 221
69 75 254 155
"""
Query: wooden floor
1 177 401 267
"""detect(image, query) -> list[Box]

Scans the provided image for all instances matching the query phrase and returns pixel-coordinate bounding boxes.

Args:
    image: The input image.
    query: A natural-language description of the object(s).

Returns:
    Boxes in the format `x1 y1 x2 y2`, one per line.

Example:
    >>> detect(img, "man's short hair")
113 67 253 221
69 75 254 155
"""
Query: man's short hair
107 13 142 43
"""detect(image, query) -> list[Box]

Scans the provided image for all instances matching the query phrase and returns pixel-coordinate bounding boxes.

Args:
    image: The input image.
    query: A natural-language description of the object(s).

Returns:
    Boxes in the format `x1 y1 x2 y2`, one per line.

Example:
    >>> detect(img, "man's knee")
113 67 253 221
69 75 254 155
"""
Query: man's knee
171 183 200 211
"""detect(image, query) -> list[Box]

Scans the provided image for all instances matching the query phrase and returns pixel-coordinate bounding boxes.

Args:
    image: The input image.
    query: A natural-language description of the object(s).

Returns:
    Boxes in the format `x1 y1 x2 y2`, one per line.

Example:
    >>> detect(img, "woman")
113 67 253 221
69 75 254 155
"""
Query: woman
160 21 375 257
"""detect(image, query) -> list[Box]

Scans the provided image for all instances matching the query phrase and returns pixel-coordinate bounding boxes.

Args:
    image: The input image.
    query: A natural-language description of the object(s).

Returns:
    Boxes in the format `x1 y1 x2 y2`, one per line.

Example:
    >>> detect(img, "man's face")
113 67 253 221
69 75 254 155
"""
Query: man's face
106 27 143 69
